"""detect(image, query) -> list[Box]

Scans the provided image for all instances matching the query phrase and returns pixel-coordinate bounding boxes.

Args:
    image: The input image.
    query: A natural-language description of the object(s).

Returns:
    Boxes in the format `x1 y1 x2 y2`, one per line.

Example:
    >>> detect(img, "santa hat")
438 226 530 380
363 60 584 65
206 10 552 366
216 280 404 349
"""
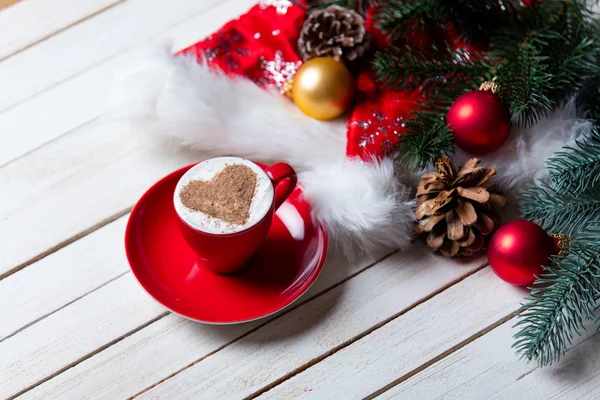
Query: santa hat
108 0 585 258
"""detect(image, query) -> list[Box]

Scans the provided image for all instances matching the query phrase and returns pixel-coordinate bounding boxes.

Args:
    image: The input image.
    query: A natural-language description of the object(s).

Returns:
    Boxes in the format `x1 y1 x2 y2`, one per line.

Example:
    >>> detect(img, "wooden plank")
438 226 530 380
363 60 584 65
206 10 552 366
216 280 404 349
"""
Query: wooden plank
0 0 260 277
249 268 524 400
0 217 127 341
0 117 200 278
19 248 391 400
489 333 600 400
0 273 166 399
121 247 485 400
2 228 387 400
376 319 599 400
0 0 256 168
0 0 123 61
376 322 534 400
0 0 251 115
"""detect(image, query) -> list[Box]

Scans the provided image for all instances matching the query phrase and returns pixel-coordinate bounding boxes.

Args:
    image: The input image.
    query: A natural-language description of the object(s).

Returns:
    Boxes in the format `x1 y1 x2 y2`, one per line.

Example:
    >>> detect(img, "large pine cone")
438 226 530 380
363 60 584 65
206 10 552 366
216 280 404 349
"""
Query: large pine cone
415 157 507 257
298 5 369 63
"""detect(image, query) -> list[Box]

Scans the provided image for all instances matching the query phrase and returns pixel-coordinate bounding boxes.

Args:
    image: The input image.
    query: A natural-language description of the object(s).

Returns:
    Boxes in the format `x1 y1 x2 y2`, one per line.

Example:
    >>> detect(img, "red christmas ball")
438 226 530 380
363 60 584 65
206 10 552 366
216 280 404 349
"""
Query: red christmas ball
447 90 511 154
488 220 553 286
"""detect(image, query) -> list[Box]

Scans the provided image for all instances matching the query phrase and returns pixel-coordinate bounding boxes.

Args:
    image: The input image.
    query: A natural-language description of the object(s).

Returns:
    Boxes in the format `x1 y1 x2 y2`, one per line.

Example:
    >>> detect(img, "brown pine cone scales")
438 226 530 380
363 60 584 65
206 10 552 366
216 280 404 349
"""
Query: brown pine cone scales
298 5 369 63
415 157 507 257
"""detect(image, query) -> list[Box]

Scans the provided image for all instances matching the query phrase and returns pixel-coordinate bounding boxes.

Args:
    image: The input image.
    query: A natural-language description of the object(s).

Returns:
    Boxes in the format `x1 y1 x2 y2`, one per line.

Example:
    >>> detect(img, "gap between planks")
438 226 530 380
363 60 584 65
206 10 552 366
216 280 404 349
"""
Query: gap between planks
0 0 252 281
0 0 242 117
363 310 523 400
0 206 131 281
11 250 397 399
120 261 491 400
6 311 171 400
127 250 399 399
0 270 129 344
0 0 126 63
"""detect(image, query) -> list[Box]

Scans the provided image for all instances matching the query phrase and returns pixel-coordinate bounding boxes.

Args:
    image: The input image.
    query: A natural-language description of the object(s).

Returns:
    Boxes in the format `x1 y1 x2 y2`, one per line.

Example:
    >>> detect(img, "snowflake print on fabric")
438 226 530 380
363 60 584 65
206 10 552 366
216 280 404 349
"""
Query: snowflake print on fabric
352 111 407 155
203 30 250 71
255 50 302 94
258 0 305 14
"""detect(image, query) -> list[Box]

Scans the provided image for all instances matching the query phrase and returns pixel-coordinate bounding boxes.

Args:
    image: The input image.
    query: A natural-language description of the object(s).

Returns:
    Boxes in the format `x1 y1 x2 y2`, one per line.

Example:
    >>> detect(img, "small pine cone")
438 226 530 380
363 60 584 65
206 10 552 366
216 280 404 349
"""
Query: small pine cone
298 5 369 63
415 157 507 257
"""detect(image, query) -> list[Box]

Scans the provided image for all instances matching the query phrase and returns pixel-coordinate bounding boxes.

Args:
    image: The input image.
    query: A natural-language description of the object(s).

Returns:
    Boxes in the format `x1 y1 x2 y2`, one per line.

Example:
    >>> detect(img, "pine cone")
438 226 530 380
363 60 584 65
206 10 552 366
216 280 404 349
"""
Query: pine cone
298 5 369 63
415 157 507 257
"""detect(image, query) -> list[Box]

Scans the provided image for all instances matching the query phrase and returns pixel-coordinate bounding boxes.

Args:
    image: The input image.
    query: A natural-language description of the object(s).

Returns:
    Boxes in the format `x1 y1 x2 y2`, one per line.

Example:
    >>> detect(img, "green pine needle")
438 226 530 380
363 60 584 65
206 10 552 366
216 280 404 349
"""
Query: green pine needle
547 125 600 195
519 181 600 238
513 235 600 366
399 115 454 171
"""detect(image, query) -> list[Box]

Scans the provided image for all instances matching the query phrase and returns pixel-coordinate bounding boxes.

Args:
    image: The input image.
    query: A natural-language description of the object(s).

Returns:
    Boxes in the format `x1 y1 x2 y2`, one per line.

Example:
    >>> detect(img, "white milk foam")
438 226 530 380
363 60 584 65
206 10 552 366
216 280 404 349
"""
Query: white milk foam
174 157 274 234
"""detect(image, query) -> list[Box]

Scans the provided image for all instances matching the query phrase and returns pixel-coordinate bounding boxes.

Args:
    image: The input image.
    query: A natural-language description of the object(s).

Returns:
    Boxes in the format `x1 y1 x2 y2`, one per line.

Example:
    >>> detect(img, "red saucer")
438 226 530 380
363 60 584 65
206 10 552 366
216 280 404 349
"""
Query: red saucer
125 163 328 324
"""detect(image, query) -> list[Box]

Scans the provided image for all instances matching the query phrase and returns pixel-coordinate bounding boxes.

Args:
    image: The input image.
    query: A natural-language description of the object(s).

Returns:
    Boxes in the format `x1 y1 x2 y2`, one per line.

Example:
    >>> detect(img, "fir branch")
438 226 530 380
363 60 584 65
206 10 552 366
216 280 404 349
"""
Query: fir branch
372 44 494 93
547 125 600 195
513 235 600 366
378 0 519 44
519 181 600 237
398 115 454 171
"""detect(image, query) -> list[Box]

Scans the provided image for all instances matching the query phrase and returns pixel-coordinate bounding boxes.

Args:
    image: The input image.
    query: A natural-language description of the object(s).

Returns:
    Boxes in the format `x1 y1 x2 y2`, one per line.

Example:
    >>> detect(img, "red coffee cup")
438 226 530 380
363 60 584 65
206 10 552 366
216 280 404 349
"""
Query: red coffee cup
173 157 297 274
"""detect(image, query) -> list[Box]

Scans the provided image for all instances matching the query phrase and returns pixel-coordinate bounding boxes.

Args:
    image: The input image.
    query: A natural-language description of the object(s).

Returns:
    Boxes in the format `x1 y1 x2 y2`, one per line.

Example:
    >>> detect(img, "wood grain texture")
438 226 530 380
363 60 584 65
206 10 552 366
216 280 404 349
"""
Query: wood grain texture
0 274 166 399
138 247 485 400
0 0 256 167
254 268 525 400
0 0 123 61
0 118 200 278
490 332 600 400
0 217 127 341
0 0 260 277
376 322 534 400
15 248 390 399
377 319 599 400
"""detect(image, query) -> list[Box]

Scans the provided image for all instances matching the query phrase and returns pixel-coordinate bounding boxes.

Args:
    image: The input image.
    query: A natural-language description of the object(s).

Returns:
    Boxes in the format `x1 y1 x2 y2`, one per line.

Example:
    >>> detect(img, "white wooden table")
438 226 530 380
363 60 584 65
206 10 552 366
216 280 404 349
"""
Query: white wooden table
1 1 599 399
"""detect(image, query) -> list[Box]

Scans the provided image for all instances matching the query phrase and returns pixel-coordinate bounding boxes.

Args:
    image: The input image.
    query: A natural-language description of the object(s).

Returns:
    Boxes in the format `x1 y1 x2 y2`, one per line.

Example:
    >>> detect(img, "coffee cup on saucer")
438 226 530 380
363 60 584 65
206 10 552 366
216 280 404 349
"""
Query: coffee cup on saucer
173 156 297 274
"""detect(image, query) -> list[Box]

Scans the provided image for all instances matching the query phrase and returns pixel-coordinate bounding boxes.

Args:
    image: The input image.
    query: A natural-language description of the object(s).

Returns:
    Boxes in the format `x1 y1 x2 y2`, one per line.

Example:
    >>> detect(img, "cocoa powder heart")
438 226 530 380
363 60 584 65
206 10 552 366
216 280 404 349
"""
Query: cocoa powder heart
179 164 258 226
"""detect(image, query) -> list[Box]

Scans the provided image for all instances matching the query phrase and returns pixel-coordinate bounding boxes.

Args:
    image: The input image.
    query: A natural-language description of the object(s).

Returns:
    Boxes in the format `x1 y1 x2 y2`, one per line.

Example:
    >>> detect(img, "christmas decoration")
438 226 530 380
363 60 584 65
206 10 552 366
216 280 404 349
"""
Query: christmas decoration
111 0 600 368
513 124 600 366
298 5 369 63
291 57 355 120
447 88 510 154
110 2 414 258
458 100 593 193
488 220 553 286
111 0 600 268
415 157 506 257
370 0 600 170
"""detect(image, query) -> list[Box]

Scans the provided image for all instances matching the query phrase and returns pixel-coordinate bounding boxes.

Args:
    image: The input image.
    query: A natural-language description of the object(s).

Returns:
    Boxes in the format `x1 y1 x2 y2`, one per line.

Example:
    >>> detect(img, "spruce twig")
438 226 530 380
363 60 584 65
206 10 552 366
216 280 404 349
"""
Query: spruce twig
547 126 600 195
519 182 600 238
513 235 600 366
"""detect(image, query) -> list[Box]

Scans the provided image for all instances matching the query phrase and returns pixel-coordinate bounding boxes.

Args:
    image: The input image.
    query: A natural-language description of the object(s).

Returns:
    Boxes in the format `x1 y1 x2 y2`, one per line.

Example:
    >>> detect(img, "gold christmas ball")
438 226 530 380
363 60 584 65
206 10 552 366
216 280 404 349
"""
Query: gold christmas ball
292 57 355 120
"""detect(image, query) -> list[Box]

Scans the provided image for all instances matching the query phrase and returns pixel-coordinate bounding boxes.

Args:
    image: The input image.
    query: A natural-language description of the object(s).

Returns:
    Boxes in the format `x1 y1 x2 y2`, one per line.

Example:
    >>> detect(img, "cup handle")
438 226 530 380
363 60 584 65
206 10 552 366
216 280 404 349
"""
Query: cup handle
265 162 297 210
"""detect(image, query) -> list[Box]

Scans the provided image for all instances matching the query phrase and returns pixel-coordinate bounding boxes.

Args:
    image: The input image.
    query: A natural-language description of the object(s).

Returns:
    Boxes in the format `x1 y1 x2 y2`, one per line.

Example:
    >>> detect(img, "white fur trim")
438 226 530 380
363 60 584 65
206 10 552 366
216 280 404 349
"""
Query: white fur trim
453 99 591 192
301 158 415 258
108 45 416 257
108 45 347 168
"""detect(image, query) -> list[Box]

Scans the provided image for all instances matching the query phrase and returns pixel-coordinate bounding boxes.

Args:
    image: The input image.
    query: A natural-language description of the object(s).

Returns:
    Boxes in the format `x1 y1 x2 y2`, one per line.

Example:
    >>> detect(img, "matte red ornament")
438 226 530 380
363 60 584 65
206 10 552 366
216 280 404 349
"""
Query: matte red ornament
488 220 553 286
447 90 511 154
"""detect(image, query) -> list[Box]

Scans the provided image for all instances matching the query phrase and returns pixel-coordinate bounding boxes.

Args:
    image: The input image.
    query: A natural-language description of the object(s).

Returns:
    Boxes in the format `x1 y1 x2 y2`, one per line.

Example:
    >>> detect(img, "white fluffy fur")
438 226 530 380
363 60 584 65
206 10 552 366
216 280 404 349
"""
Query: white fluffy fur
453 99 591 192
109 46 346 168
300 158 415 257
109 45 415 258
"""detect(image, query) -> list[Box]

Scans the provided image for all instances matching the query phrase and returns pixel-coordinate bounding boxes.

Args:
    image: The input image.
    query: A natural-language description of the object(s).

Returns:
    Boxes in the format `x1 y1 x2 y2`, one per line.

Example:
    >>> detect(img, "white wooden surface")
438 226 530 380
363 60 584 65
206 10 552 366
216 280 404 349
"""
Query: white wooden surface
1 1 598 399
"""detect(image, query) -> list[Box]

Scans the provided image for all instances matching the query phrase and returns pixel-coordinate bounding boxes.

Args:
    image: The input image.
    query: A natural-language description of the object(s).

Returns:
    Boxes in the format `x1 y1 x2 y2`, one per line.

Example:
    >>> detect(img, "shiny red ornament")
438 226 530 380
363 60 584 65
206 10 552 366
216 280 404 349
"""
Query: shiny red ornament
447 90 511 154
488 220 554 286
